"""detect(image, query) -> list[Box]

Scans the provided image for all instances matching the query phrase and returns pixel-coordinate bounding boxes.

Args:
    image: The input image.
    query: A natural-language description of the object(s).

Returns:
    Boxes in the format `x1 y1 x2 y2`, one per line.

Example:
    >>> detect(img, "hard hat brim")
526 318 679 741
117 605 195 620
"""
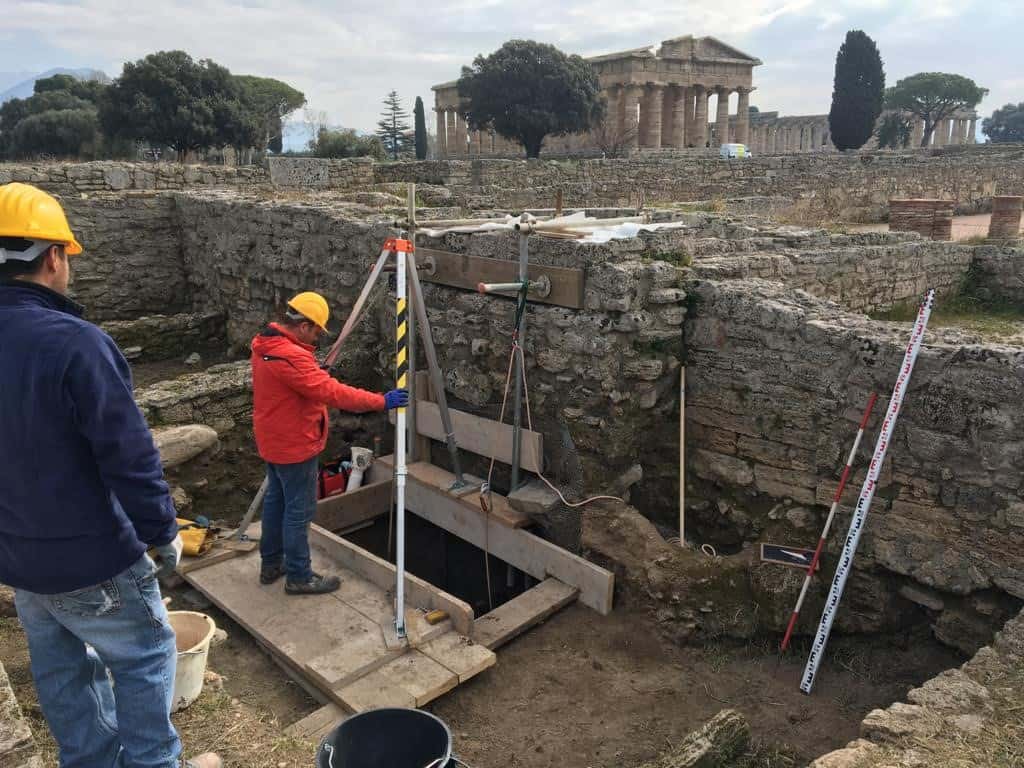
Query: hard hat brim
66 238 82 256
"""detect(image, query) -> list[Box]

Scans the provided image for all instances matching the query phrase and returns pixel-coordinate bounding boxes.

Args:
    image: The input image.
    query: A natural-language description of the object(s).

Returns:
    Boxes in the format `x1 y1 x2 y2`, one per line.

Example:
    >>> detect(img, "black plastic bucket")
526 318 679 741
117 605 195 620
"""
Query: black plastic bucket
316 708 452 768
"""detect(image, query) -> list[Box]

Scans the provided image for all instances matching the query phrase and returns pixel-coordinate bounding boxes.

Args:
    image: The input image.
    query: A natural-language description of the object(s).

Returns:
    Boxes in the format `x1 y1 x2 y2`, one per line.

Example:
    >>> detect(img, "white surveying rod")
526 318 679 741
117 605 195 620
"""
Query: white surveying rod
394 239 410 639
800 288 935 694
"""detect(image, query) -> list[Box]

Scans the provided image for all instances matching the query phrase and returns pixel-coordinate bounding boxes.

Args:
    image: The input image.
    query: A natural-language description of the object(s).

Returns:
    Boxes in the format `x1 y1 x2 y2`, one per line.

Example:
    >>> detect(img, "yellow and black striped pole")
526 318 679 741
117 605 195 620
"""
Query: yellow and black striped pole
388 237 412 638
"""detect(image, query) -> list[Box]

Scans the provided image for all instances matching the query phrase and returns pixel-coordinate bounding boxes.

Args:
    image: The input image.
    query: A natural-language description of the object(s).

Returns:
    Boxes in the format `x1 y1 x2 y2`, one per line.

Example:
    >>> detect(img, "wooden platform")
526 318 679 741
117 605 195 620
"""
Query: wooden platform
182 522 495 713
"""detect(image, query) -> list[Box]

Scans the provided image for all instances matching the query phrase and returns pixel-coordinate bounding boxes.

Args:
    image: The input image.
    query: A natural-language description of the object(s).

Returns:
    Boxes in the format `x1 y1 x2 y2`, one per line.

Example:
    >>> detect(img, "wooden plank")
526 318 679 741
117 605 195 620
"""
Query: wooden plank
186 551 399 690
338 650 458 710
473 578 579 650
377 456 530 529
382 461 614 615
418 247 585 309
176 547 244 575
389 400 544 475
285 703 346 740
314 478 392 533
308 525 475 636
417 633 496 683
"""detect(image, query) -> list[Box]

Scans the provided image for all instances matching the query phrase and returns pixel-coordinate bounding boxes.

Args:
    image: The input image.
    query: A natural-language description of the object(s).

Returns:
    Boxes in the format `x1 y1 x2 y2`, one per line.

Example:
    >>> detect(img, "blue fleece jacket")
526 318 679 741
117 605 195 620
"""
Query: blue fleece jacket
0 281 177 594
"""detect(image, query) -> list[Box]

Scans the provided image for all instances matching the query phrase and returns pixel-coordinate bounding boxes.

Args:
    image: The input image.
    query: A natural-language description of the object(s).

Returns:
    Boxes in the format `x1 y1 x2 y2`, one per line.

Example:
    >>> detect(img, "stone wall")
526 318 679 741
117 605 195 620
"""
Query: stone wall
810 608 1024 767
100 311 226 363
888 199 954 241
682 278 1024 646
965 245 1024 304
988 195 1023 241
0 161 269 195
374 145 1024 221
172 191 395 390
265 157 374 189
0 158 375 196
169 191 690 495
63 192 189 321
0 660 39 768
685 225 974 313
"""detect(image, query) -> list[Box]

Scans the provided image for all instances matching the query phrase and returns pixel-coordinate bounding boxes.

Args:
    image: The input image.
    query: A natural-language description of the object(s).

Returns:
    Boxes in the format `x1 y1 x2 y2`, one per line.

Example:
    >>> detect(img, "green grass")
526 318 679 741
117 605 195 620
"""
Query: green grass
872 294 1024 339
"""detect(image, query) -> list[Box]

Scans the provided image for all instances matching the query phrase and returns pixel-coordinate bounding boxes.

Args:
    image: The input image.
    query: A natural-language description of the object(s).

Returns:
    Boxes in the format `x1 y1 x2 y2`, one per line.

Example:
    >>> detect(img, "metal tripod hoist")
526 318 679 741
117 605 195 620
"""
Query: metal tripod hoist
321 236 466 638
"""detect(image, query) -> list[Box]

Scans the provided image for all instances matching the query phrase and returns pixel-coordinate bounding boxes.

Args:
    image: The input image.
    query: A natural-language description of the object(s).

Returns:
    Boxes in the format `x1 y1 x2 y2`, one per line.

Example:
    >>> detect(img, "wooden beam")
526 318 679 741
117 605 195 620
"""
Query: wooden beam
474 578 579 650
417 247 585 309
384 460 614 615
285 703 345 741
390 400 543 474
314 478 392 533
308 524 475 636
377 456 530 529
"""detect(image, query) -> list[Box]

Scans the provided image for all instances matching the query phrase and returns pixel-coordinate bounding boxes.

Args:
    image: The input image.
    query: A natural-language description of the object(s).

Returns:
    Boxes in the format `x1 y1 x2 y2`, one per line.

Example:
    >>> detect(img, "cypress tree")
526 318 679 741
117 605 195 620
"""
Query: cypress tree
413 96 427 160
828 30 885 150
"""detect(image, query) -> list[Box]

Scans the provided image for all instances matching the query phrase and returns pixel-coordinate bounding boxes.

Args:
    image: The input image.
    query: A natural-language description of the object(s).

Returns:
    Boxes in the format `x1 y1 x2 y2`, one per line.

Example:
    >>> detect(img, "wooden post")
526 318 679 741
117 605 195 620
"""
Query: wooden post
679 366 685 548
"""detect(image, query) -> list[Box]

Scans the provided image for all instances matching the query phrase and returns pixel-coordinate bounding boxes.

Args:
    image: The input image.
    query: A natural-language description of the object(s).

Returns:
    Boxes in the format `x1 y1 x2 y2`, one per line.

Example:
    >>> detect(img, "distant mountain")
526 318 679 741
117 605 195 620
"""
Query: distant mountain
0 68 109 105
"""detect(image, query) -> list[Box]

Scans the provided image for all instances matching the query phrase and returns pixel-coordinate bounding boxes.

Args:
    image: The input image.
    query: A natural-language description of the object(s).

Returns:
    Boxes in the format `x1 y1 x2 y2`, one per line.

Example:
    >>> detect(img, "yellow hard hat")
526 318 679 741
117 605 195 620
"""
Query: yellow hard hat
0 183 82 255
287 291 329 331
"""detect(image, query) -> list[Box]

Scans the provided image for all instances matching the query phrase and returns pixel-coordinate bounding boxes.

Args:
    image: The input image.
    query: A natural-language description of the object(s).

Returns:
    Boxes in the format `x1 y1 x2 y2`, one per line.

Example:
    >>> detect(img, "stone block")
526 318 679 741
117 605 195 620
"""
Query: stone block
507 480 562 518
153 425 219 469
691 449 753 486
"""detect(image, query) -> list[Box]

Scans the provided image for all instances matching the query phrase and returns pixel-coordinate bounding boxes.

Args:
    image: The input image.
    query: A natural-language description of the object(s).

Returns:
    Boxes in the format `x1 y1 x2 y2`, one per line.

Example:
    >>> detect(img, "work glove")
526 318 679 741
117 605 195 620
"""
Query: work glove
384 389 410 410
153 534 184 578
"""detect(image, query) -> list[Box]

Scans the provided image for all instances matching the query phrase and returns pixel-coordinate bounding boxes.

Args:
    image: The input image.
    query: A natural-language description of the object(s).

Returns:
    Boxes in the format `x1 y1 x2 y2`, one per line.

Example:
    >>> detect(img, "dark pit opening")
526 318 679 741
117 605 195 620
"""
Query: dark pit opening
343 510 528 618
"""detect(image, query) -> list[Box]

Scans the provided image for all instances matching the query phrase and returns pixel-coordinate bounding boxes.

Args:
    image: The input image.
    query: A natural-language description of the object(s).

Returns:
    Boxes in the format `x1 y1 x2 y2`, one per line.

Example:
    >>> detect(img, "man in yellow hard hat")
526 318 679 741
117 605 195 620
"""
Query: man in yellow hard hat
0 183 220 768
251 291 407 594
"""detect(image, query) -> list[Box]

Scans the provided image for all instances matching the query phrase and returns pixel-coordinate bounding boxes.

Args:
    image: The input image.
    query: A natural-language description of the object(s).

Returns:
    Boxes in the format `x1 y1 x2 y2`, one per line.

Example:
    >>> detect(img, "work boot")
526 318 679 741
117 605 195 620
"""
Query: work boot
185 753 222 768
285 572 341 595
259 563 285 585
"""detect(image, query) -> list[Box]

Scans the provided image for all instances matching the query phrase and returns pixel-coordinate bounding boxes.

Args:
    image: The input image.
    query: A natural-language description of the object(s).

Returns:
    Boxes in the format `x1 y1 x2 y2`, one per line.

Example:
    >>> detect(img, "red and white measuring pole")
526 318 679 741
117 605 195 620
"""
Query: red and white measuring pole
779 392 878 653
800 289 935 694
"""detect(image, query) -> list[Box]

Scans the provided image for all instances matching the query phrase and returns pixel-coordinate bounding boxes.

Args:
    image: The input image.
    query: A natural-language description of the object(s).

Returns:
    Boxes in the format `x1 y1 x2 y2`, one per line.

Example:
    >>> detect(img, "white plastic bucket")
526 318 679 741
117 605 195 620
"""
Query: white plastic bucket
168 610 217 712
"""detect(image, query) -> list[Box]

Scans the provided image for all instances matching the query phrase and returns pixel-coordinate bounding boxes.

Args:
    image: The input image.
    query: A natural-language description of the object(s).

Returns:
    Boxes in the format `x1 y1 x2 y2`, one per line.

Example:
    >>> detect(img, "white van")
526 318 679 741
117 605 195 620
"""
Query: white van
719 143 751 159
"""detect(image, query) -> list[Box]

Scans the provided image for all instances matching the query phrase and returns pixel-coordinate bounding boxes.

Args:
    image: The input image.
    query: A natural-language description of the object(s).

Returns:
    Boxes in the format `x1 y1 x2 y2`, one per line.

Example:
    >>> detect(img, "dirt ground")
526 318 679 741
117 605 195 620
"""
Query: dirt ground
1 591 960 768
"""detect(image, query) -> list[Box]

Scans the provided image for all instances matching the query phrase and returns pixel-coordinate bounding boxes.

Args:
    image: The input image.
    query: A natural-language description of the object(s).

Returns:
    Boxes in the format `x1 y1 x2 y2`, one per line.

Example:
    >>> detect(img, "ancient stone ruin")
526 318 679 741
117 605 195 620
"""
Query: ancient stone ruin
2 146 1023 766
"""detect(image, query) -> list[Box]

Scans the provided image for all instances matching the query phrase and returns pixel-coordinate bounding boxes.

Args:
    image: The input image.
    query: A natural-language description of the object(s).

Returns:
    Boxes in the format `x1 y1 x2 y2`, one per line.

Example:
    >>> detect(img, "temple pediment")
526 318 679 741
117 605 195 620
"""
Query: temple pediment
658 35 763 66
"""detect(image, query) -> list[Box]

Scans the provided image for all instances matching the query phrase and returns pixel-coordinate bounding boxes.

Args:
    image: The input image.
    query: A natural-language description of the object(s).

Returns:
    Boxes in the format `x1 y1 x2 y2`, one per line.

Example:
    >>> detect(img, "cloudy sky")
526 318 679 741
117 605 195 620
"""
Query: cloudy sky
3 0 1021 135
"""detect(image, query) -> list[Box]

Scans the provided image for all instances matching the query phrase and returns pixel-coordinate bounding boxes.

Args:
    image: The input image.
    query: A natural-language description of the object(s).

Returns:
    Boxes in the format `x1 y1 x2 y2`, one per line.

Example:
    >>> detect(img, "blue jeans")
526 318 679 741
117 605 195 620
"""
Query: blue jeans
260 457 319 582
15 555 181 768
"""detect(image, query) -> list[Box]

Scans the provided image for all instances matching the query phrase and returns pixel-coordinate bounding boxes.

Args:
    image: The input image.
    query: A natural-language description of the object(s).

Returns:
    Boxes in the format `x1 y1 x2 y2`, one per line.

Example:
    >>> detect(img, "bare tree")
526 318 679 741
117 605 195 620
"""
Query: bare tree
592 114 638 158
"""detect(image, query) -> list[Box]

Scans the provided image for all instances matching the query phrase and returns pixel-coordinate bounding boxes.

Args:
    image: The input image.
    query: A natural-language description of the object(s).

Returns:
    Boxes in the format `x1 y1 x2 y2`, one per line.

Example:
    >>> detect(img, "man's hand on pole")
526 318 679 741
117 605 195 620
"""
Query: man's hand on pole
384 389 409 410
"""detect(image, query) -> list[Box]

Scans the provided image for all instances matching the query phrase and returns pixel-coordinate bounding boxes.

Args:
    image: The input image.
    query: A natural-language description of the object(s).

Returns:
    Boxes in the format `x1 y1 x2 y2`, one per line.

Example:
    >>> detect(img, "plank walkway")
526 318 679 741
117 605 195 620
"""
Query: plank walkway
182 523 495 714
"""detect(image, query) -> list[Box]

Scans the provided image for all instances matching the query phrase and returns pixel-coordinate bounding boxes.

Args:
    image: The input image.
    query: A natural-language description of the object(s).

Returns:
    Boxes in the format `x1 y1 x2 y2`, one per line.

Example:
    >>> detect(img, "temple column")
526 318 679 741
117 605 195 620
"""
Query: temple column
605 85 621 140
455 111 467 156
735 88 750 145
810 124 819 150
685 88 697 147
671 86 687 148
661 85 675 148
968 117 977 144
911 117 924 147
645 84 664 149
442 108 454 156
435 108 447 159
959 118 969 144
934 118 947 146
623 84 642 151
692 85 708 147
715 88 730 145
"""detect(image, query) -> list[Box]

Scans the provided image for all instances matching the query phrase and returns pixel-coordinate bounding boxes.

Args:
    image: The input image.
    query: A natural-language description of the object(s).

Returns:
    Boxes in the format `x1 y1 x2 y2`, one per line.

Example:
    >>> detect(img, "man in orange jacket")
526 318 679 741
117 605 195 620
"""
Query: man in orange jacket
251 291 407 594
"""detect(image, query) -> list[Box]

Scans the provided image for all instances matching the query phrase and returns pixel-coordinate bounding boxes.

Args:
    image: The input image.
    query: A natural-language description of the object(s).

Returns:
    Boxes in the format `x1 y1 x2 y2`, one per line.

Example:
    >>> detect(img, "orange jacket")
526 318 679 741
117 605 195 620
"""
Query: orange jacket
251 324 385 464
